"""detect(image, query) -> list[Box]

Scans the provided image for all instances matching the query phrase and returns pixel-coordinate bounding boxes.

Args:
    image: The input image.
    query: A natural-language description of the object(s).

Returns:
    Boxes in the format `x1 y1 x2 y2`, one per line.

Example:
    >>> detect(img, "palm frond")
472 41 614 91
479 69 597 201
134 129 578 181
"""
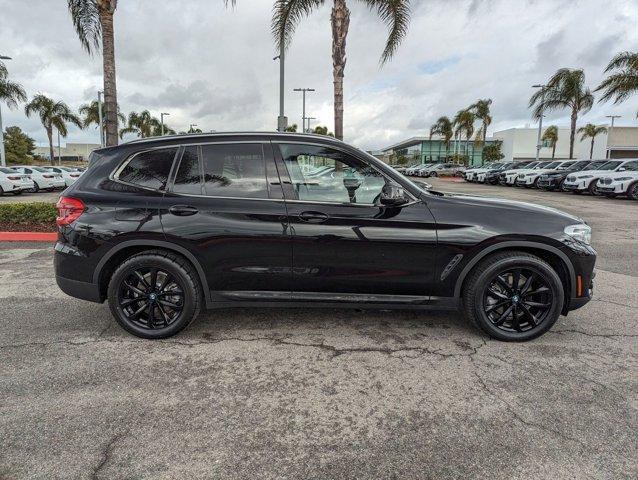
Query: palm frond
67 0 101 54
272 0 324 51
362 0 411 64
0 78 27 110
603 51 638 73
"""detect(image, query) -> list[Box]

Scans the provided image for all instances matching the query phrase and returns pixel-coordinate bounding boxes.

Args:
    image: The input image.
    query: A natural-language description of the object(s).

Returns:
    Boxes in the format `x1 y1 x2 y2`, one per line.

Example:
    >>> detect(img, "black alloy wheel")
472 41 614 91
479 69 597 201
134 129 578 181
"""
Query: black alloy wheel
588 181 600 196
628 182 638 201
108 250 202 339
463 251 564 341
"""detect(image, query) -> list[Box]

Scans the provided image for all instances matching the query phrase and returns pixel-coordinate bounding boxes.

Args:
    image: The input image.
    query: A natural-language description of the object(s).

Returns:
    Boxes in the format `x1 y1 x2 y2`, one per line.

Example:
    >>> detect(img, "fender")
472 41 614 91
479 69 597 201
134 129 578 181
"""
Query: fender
93 239 213 307
452 240 576 298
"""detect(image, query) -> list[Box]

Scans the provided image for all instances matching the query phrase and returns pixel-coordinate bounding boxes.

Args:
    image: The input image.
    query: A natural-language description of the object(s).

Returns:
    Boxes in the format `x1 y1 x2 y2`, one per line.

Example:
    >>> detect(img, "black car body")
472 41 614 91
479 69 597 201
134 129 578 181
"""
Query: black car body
55 132 596 341
536 160 597 190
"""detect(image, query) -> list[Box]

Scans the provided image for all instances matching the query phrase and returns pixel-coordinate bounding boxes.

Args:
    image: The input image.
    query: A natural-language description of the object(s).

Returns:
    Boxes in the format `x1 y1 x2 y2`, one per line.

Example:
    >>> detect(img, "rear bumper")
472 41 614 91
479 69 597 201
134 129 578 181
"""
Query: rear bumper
56 275 102 303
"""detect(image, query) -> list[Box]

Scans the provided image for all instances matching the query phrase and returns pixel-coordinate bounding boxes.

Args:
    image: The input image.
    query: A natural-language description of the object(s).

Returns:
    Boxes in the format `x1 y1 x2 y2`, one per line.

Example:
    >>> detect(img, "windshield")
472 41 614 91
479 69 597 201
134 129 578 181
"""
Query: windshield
533 162 552 169
523 162 539 169
543 162 561 169
30 167 49 173
0 167 17 174
584 161 606 170
557 162 575 170
597 161 622 171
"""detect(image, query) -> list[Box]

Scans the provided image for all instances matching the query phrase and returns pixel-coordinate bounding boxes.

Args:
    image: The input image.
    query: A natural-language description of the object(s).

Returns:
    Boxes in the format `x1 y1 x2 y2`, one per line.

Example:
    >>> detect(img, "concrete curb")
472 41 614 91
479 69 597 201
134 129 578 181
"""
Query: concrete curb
0 232 57 242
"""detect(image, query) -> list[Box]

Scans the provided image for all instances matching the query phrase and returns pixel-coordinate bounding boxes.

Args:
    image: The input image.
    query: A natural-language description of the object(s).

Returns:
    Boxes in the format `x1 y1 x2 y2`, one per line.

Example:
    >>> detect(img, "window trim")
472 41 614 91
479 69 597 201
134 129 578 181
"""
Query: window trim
272 140 417 207
111 145 180 193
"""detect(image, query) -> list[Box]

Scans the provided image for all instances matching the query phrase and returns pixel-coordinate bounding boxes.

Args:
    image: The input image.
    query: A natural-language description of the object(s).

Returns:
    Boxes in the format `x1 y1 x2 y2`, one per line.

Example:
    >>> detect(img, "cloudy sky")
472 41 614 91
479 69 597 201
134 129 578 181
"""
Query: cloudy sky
1 0 637 150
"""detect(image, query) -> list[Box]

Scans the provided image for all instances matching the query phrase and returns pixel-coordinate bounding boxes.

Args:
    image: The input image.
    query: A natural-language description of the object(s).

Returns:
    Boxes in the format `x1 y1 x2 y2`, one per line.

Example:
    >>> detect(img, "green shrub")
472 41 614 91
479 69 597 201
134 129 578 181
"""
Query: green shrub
0 202 57 224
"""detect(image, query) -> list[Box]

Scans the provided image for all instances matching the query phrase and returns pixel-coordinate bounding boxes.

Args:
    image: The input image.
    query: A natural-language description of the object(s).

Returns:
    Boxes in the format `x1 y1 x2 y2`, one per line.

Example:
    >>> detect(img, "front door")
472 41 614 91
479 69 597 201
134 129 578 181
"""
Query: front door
160 141 292 301
273 142 438 299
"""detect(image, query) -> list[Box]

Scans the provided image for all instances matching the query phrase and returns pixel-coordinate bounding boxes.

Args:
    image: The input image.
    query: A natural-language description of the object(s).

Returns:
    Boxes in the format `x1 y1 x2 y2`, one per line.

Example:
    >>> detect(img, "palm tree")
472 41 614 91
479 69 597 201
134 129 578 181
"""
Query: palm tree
453 109 475 163
78 100 125 142
529 68 594 159
429 116 453 160
541 125 558 159
273 0 411 141
578 123 607 159
595 51 638 117
24 94 83 165
0 62 27 166
119 110 161 139
469 98 492 146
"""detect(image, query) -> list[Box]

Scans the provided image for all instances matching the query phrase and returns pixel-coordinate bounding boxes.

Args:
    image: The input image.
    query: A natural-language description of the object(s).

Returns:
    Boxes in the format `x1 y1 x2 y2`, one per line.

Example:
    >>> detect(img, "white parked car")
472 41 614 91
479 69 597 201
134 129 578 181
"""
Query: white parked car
595 161 638 199
514 160 573 188
11 166 66 192
43 166 83 187
563 159 638 195
501 161 553 186
466 162 506 182
0 167 34 196
420 162 459 177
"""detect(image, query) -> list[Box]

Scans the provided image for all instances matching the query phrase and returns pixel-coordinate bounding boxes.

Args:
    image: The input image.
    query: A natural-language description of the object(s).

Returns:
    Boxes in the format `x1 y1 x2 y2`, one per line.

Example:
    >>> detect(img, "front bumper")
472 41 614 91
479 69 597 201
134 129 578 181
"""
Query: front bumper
562 183 586 192
514 177 533 186
596 184 624 194
537 178 561 189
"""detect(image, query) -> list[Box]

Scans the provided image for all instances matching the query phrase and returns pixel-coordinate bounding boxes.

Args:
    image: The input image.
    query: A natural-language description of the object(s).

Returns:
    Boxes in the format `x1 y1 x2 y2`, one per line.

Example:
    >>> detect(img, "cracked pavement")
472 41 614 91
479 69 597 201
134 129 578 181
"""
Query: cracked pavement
1 184 637 479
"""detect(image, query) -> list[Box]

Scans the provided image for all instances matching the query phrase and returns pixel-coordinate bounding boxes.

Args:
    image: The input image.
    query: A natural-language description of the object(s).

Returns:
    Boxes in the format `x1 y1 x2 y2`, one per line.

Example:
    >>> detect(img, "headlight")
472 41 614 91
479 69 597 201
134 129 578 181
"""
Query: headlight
614 177 632 181
578 175 593 179
564 224 591 245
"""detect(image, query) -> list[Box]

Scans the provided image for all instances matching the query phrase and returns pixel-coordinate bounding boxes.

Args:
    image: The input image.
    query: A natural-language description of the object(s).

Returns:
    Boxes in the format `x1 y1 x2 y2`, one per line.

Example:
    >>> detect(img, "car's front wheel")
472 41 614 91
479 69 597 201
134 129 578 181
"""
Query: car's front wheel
628 182 638 201
463 251 564 341
107 250 202 339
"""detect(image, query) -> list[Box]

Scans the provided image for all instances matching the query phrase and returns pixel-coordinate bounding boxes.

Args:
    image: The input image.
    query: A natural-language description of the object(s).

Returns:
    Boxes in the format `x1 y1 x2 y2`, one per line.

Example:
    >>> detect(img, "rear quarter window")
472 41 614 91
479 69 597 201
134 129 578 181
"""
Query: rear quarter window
117 148 177 190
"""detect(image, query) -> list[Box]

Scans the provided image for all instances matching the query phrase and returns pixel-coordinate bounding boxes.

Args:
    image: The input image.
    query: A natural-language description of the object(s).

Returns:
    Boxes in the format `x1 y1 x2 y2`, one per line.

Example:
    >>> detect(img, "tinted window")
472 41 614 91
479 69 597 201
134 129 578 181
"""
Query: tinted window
599 161 622 171
201 143 267 198
118 148 177 190
621 161 638 171
173 146 203 195
280 143 387 204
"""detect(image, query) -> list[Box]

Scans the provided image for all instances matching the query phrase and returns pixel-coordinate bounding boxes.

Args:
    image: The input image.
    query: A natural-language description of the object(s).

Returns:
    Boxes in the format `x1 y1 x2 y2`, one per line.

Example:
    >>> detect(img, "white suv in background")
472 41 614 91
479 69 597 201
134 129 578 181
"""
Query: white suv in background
43 166 83 187
595 160 638 199
419 162 458 177
501 161 550 186
563 159 636 195
0 167 34 196
514 160 574 188
11 166 66 192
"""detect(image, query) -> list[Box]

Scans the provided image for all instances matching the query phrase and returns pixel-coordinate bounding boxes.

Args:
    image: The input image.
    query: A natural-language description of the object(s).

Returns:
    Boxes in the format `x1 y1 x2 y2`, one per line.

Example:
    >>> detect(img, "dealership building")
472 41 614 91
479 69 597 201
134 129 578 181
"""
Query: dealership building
380 125 638 166
34 142 101 163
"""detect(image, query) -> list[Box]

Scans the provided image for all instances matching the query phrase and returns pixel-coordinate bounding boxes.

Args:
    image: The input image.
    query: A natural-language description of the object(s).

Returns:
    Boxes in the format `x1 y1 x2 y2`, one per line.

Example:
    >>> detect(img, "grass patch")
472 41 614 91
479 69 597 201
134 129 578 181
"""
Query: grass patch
0 202 57 232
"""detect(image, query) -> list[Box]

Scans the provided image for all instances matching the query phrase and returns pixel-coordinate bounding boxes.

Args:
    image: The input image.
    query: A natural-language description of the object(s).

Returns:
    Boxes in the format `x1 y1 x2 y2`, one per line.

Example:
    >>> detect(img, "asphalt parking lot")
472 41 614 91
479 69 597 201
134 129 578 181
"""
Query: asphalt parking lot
1 180 636 479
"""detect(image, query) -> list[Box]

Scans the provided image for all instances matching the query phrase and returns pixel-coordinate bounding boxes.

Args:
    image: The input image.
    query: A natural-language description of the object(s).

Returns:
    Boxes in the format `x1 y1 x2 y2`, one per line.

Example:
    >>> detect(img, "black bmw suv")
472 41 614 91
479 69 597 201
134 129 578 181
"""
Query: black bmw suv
55 132 596 341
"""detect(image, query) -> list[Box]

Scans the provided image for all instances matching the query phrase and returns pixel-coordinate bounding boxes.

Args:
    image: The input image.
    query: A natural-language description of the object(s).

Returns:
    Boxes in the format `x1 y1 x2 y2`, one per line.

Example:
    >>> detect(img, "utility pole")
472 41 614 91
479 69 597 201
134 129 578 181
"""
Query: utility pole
160 112 170 136
293 88 314 133
306 117 317 133
97 90 104 147
57 129 62 165
274 44 287 131
0 55 13 167
605 115 621 159
532 84 546 162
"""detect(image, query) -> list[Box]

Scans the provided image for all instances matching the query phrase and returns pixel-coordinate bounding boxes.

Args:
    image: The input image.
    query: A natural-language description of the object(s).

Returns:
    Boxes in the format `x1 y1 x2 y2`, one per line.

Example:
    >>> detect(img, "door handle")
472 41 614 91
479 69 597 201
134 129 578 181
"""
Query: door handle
169 205 198 216
299 211 329 223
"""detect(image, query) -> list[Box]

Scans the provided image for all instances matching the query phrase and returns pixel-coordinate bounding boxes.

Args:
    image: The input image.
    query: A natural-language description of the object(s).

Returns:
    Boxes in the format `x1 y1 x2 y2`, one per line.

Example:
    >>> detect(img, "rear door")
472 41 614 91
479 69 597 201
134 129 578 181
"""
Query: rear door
160 141 292 300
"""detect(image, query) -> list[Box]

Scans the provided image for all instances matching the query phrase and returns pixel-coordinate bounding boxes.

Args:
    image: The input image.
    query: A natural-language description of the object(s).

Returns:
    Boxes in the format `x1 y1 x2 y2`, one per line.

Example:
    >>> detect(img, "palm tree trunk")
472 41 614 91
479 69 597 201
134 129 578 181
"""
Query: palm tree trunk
99 2 118 147
569 107 577 159
482 123 487 146
590 138 594 159
46 127 54 166
331 0 349 141
552 142 556 159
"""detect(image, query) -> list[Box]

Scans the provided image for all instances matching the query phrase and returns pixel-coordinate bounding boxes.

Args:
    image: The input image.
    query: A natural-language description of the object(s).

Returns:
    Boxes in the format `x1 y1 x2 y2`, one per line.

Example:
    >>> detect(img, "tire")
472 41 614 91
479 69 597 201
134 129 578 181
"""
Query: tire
628 182 638 201
430 172 438 178
31 182 40 193
12 190 23 195
463 251 564 341
107 250 203 339
588 181 600 196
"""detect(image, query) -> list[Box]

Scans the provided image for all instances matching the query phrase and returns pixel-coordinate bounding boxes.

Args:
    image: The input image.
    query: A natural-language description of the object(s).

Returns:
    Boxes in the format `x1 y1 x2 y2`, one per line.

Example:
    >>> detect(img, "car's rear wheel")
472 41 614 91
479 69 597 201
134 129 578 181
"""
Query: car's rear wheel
628 182 638 200
588 181 600 196
430 172 437 178
463 251 564 341
31 182 40 193
12 190 23 195
107 250 202 339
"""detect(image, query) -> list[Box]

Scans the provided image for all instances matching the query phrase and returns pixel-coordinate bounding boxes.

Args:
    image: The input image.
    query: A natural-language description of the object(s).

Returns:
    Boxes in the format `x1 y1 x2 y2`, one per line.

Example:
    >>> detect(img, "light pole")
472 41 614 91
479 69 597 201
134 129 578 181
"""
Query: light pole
0 55 13 167
189 124 198 133
274 45 287 131
293 88 315 133
97 90 104 147
306 117 317 133
605 115 621 159
160 112 170 136
532 84 546 162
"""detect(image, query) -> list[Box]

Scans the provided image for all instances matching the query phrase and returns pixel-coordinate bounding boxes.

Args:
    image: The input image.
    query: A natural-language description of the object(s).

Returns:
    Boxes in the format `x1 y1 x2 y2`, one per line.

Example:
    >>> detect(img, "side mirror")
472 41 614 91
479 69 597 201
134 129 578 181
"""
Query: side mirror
617 167 626 172
380 184 409 206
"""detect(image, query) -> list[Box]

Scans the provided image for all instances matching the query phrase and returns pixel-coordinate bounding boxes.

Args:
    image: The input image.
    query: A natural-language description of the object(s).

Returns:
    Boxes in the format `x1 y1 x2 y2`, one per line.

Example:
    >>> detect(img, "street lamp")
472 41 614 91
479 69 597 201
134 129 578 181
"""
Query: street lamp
532 84 547 162
306 117 317 133
160 112 170 136
189 124 198 133
605 115 621 159
293 88 315 133
0 55 13 167
274 45 287 131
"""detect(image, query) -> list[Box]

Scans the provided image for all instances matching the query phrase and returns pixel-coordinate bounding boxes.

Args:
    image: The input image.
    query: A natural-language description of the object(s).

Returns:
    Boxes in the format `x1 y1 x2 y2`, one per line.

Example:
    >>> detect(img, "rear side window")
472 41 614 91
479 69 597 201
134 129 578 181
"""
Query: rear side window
173 147 203 195
201 143 267 198
118 148 177 190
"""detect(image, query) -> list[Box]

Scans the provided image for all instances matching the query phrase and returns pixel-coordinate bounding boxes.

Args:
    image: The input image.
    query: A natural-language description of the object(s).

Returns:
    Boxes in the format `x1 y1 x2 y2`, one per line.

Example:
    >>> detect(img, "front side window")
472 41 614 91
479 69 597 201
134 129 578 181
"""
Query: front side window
621 161 638 171
279 143 387 204
118 148 177 190
201 143 268 198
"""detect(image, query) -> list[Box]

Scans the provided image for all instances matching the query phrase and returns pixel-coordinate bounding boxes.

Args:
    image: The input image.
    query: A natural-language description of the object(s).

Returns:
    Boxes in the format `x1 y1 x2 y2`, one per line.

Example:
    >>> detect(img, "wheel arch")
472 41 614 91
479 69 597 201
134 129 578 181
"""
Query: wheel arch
94 240 212 307
454 241 575 301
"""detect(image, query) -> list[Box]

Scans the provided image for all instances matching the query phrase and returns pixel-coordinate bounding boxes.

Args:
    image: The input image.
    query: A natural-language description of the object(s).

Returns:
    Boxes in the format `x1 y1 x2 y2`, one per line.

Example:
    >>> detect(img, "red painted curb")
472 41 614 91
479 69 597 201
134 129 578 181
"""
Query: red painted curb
0 232 57 242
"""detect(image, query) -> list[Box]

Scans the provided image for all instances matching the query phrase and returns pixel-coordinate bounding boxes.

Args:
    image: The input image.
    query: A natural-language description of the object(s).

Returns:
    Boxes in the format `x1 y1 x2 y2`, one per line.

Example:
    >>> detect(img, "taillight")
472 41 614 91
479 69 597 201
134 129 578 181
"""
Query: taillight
43 174 54 178
56 197 85 226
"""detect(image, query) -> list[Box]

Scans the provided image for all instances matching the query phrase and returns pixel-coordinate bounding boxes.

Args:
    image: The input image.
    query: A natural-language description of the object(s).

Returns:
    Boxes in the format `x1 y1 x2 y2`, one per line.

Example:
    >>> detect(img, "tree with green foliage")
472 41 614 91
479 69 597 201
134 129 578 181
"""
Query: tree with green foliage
4 126 36 164
541 125 558 159
272 0 411 140
577 123 607 159
529 69 593 159
312 125 334 136
469 98 492 146
596 51 638 117
119 110 161 139
429 116 453 160
24 94 83 165
453 109 475 160
482 141 504 163
1 61 28 167
285 123 298 132
78 100 125 143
